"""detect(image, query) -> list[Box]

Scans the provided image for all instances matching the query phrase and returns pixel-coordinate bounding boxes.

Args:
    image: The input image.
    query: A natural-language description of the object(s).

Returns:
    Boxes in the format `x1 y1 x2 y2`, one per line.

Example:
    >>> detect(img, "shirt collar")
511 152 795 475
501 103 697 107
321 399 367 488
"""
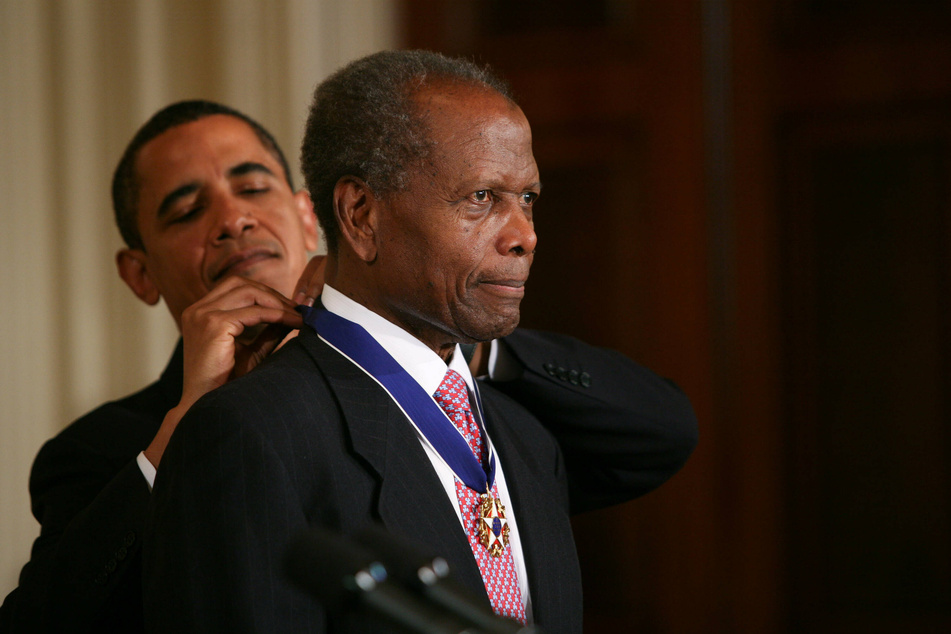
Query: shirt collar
320 284 474 396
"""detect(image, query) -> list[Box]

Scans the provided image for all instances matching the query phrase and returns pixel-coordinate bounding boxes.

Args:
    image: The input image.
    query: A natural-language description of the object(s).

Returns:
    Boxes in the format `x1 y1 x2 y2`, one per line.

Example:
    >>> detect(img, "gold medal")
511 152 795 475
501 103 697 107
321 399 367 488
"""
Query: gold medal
477 492 510 557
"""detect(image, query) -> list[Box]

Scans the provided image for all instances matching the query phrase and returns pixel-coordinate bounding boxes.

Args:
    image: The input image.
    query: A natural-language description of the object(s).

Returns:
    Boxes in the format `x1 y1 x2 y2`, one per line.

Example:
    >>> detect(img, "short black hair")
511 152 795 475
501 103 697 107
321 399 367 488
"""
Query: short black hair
300 49 512 254
112 99 293 250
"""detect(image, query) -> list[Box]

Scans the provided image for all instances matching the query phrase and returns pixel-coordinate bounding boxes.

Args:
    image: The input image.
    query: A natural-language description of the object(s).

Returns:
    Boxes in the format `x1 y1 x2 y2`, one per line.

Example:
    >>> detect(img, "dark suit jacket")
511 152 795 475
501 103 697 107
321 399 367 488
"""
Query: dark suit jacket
1 328 695 634
0 343 183 634
143 326 697 633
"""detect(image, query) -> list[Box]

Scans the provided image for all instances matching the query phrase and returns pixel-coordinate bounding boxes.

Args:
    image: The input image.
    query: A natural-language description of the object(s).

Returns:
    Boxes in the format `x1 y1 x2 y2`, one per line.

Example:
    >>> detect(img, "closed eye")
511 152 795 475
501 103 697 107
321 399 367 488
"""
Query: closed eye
170 205 203 224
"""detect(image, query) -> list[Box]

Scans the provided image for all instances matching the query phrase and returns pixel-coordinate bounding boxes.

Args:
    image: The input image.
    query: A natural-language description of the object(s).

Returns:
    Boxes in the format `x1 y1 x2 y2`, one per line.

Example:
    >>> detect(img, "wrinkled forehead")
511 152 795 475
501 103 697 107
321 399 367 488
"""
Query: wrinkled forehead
411 84 536 177
412 79 520 123
413 83 531 150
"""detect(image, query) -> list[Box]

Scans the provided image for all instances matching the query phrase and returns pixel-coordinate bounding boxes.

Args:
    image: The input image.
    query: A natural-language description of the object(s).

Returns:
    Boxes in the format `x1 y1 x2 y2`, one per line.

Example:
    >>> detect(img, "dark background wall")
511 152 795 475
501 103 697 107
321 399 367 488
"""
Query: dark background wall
399 1 951 631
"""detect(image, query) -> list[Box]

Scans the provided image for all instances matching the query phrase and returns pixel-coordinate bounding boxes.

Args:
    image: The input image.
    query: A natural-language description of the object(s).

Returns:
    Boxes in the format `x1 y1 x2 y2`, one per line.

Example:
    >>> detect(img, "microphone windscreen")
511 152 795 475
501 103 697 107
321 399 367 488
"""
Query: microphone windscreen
353 524 447 586
284 527 383 611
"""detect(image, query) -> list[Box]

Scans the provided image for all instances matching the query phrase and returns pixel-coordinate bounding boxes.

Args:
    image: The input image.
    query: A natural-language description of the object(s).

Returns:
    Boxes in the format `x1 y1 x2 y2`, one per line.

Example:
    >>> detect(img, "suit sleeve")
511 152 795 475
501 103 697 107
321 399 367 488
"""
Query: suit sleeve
0 436 149 633
485 328 698 514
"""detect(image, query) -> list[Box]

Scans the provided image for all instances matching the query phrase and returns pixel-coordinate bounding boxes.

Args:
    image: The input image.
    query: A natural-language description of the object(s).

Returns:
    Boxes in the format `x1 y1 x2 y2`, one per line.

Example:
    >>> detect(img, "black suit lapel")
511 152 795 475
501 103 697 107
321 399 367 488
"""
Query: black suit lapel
296 327 492 606
482 394 582 629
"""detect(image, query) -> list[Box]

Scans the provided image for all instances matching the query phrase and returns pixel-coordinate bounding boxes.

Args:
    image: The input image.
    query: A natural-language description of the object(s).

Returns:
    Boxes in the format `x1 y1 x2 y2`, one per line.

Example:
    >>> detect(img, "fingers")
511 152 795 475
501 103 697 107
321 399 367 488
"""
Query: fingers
293 254 327 307
189 304 302 339
178 277 304 406
192 274 298 313
184 278 301 334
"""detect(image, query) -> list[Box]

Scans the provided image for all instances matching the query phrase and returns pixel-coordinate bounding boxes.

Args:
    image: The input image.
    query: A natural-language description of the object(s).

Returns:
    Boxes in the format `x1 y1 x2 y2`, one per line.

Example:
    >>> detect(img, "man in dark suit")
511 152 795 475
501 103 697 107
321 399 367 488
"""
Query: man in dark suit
143 50 697 633
0 100 322 634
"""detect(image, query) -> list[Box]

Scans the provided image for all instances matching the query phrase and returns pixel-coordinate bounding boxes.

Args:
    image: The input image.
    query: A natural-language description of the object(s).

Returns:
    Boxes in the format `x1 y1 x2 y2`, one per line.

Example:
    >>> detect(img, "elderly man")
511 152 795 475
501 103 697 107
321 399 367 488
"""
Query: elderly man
143 50 696 633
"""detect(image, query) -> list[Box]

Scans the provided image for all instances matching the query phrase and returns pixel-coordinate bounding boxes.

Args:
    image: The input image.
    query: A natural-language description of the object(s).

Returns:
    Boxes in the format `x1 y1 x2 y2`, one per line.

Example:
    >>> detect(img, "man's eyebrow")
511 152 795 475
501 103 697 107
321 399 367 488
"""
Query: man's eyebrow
155 162 277 220
228 161 276 179
156 182 200 220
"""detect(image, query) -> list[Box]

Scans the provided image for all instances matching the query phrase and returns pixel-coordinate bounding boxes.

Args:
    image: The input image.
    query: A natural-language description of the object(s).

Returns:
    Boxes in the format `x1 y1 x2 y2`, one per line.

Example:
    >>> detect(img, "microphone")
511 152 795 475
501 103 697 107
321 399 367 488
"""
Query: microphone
284 526 476 633
353 524 537 634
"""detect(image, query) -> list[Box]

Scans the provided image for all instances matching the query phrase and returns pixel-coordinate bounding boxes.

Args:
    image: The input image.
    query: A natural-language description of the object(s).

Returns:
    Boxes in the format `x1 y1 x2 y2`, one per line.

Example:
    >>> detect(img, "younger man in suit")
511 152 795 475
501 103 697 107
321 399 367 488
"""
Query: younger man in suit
0 100 321 634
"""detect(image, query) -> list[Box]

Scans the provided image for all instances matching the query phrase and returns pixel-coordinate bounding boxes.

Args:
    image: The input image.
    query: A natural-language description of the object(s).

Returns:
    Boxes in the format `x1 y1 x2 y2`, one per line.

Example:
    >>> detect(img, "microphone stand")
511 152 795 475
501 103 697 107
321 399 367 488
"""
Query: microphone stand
284 526 541 633
285 527 474 633
354 524 536 634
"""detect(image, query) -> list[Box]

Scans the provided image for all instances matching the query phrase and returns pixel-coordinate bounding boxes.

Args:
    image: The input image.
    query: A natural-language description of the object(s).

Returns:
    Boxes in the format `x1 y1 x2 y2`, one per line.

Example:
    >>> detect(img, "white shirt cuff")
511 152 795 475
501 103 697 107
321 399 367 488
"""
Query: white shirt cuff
136 451 157 491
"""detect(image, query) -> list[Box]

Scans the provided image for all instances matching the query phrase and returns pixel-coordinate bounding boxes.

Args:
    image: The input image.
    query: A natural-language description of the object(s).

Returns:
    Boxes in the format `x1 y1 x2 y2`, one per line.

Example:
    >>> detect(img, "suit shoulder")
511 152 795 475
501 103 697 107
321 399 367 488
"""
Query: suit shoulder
176 336 338 449
33 377 167 477
206 336 330 404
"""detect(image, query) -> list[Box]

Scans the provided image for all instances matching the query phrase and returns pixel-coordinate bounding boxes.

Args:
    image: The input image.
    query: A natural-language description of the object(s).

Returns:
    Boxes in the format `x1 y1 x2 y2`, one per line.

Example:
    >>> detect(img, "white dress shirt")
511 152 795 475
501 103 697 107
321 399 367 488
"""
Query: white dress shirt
321 284 533 621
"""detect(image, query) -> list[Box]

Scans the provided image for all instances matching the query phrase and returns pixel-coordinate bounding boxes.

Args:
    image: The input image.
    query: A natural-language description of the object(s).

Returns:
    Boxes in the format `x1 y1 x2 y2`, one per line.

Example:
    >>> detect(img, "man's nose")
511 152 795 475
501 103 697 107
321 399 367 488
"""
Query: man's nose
213 198 257 242
497 200 537 257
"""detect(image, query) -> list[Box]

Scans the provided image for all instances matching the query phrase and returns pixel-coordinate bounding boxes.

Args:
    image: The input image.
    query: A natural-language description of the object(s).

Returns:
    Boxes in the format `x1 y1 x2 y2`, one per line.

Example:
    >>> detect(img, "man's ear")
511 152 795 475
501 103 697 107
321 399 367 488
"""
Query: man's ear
294 189 320 252
116 249 161 306
333 177 378 263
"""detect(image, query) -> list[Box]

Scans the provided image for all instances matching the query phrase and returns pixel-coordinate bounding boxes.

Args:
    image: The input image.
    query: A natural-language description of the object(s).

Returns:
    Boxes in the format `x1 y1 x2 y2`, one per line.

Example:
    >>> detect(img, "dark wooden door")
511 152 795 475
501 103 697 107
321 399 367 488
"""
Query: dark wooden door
399 1 951 631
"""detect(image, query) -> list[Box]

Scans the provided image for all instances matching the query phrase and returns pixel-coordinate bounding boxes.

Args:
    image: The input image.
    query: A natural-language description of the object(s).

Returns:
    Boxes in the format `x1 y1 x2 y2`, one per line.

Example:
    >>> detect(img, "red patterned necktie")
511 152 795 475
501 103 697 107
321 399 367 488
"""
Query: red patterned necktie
432 368 526 624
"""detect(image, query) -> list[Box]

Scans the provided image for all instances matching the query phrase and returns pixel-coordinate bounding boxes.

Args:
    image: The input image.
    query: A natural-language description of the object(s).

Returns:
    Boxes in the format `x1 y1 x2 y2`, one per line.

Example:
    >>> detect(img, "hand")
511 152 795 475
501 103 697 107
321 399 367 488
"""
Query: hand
293 254 327 307
144 276 303 467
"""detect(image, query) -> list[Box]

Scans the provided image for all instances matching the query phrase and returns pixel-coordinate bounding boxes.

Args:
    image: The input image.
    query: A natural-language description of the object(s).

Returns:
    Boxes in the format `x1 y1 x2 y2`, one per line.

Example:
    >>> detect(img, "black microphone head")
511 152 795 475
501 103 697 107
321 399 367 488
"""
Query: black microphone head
353 524 531 634
283 526 387 611
352 524 448 588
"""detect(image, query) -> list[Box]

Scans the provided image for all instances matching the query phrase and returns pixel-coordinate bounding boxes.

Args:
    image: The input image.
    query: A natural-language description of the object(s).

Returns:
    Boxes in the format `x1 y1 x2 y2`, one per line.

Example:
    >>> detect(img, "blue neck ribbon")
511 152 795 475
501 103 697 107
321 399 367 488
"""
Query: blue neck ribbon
300 306 496 494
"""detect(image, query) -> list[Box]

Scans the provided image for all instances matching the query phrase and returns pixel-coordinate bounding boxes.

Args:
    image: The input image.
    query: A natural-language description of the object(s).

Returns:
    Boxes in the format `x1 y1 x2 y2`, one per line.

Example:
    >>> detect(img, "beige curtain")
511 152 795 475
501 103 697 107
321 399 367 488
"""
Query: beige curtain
0 0 396 594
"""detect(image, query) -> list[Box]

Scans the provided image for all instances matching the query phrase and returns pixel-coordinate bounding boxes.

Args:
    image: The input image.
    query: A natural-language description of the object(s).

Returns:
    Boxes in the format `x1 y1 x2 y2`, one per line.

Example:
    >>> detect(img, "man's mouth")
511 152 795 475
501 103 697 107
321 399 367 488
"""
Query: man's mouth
477 277 527 298
211 248 278 283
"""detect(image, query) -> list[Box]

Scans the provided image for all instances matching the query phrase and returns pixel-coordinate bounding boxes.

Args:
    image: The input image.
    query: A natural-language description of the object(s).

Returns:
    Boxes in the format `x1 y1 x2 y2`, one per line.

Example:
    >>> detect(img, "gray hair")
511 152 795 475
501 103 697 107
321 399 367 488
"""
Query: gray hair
300 49 512 253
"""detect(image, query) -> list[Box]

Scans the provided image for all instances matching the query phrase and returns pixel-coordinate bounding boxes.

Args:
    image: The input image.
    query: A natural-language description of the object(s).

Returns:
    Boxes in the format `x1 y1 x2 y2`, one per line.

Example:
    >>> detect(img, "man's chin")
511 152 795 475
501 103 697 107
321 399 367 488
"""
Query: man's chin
457 311 520 344
215 264 293 298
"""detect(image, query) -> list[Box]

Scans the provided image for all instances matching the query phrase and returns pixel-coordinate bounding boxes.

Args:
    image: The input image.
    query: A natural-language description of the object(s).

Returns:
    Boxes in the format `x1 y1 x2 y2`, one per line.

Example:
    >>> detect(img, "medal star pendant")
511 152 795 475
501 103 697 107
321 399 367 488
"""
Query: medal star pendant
477 492 510 557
